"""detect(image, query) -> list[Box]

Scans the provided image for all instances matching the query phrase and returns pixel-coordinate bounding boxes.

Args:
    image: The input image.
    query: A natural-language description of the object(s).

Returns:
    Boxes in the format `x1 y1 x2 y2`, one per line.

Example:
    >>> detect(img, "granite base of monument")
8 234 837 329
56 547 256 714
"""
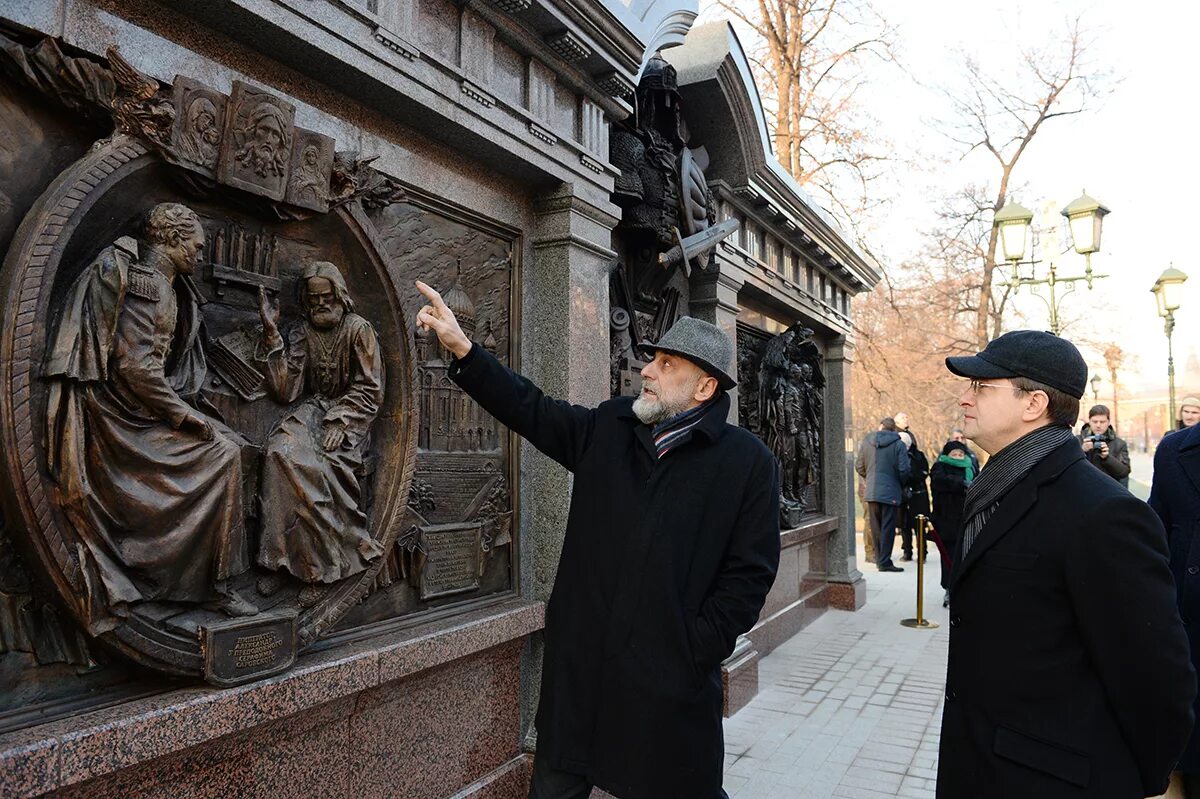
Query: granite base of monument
0 601 542 799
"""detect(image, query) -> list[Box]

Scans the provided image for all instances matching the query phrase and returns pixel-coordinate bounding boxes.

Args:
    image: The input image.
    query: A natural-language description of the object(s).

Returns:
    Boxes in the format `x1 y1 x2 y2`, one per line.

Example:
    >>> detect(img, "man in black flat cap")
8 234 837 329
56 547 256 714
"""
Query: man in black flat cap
937 329 1195 799
415 282 780 799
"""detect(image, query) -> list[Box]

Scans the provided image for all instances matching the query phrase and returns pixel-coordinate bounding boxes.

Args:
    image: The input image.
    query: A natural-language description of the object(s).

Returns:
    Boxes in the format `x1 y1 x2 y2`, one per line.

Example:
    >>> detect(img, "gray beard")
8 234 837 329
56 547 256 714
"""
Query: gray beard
632 393 691 426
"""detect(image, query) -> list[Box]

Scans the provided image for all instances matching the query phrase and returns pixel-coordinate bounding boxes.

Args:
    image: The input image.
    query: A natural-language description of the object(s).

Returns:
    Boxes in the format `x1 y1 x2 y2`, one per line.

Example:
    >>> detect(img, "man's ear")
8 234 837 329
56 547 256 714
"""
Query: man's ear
694 375 718 403
1022 389 1051 423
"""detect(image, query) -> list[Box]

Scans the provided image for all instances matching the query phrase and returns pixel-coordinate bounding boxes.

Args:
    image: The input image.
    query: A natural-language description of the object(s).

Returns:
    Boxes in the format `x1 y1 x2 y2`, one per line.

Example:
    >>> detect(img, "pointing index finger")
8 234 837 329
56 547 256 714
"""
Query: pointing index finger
415 280 448 311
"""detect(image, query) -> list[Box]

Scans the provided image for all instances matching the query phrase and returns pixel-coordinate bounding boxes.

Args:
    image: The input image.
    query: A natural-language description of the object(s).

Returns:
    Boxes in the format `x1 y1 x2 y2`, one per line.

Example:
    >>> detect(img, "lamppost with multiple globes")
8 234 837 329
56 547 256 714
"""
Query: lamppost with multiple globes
993 191 1111 335
1152 266 1188 427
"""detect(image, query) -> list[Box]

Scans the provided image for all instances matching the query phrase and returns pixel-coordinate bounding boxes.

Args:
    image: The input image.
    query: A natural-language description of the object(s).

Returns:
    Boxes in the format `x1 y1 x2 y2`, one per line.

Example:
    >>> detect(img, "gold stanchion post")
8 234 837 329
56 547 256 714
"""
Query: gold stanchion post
901 514 939 629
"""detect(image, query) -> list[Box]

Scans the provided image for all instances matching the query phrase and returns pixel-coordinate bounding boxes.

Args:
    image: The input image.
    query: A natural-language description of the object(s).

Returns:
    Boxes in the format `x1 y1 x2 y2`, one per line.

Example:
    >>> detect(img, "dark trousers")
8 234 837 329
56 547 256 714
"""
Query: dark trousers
867 501 898 568
527 755 731 799
528 756 592 799
897 504 927 560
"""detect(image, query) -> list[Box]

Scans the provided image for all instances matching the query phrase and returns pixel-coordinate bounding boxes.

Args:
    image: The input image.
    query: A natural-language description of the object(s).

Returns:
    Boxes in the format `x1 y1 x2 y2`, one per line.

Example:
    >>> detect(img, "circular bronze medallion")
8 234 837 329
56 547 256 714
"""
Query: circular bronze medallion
0 136 417 682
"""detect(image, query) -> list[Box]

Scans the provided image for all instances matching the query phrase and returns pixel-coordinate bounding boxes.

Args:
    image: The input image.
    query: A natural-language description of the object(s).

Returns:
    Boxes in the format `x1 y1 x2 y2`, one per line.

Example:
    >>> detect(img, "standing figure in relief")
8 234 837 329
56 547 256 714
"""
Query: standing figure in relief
44 203 253 633
255 262 385 606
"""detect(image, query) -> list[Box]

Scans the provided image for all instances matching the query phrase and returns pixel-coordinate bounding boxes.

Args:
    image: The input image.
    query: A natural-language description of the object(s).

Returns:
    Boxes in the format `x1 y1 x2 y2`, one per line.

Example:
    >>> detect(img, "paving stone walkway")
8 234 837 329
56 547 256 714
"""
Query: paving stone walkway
721 539 950 799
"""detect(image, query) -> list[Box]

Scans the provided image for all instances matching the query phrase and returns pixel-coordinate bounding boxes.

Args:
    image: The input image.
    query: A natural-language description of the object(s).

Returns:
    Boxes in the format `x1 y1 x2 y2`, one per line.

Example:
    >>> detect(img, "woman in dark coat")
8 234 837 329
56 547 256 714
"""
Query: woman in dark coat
929 440 973 603
1150 421 1200 794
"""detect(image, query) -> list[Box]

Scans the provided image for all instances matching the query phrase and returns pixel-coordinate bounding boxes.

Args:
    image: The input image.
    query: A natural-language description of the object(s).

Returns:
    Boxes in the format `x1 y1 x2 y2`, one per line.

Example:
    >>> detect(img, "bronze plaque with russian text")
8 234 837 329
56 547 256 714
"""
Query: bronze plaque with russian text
202 612 297 687
419 523 483 600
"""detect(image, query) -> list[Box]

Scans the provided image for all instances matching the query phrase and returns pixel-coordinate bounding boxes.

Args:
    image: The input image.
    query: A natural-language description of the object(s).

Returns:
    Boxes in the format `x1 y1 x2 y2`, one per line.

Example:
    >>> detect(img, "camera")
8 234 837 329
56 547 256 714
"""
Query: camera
1084 434 1106 447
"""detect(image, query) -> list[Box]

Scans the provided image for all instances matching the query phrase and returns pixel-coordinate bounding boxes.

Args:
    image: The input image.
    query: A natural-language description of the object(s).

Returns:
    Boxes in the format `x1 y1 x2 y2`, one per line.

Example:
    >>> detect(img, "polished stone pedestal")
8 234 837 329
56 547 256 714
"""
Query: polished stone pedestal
0 601 543 799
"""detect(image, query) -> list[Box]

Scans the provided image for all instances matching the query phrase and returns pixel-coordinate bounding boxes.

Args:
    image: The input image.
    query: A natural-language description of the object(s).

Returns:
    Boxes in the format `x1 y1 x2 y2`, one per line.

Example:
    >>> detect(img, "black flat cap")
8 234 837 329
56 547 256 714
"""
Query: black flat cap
945 330 1087 399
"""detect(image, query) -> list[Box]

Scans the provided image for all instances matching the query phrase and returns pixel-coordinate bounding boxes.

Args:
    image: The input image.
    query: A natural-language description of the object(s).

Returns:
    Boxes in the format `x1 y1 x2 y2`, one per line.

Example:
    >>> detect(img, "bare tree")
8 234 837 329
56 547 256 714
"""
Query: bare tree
937 19 1108 348
708 0 896 229
850 264 974 448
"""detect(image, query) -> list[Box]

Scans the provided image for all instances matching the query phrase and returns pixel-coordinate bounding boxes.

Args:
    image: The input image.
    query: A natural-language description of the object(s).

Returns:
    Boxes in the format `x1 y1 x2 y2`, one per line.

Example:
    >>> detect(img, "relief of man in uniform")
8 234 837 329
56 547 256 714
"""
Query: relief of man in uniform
255 263 385 606
43 203 255 633
235 101 290 179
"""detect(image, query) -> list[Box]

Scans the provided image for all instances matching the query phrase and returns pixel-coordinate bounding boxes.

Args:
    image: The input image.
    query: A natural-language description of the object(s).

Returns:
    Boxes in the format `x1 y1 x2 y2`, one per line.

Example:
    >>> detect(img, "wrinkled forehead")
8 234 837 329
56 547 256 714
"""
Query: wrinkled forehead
306 276 334 295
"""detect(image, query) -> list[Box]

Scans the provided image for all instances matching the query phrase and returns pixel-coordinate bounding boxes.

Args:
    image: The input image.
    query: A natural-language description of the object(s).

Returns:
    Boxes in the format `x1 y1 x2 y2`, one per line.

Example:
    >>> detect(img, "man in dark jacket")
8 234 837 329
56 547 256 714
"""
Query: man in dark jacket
939 330 1194 799
1079 404 1131 487
855 417 910 572
416 282 780 799
1150 421 1200 796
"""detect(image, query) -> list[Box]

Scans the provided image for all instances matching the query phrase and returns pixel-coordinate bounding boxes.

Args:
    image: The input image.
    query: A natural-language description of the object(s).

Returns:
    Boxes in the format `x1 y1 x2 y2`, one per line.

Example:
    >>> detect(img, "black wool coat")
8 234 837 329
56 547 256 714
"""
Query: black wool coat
939 439 1195 799
1150 423 1200 772
450 345 781 799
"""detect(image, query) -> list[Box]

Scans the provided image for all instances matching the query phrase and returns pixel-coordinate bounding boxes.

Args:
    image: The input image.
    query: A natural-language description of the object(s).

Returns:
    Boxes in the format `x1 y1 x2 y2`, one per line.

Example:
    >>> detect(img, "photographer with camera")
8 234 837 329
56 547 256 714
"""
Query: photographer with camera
1079 404 1131 488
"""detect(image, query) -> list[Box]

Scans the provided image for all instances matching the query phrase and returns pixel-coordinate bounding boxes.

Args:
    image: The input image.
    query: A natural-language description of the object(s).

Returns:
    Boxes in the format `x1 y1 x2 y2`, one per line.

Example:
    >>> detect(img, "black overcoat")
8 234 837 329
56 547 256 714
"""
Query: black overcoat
450 346 781 799
1150 423 1200 772
938 439 1195 798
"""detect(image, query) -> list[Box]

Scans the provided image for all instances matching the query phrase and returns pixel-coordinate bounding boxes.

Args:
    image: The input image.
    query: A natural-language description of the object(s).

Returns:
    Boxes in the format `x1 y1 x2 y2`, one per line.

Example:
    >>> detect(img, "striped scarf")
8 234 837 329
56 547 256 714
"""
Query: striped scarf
960 424 1075 557
651 399 717 458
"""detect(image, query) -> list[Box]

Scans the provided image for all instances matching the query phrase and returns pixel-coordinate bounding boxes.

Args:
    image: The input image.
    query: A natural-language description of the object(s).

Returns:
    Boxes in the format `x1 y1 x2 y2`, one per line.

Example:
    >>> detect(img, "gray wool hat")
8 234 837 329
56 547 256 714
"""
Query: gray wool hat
639 316 736 390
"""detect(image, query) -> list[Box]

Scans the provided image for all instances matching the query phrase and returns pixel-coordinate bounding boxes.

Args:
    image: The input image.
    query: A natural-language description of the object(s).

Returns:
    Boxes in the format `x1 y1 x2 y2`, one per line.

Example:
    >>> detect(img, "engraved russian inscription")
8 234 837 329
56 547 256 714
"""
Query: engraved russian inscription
420 523 483 599
203 613 296 686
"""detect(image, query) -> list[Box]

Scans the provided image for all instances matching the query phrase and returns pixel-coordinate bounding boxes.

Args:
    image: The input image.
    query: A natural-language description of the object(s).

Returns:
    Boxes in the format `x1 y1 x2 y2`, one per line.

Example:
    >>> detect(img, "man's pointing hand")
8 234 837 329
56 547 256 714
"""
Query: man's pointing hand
415 280 472 360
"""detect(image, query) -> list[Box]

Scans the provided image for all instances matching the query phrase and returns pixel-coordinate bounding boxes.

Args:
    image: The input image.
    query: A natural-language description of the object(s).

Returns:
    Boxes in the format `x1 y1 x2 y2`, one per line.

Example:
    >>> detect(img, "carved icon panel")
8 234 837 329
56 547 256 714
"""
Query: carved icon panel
171 76 226 176
217 80 296 201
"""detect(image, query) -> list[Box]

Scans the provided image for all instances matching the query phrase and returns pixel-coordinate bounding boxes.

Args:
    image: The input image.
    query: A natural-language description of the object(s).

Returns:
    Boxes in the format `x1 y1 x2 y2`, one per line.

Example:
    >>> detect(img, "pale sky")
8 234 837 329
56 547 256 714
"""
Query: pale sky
701 0 1200 395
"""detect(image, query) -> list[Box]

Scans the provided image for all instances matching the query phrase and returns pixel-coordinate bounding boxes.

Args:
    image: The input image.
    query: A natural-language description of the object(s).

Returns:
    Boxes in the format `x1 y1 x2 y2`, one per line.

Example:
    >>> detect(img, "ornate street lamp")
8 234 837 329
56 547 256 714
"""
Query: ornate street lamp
995 200 1034 278
995 192 1111 335
1061 191 1111 261
1152 266 1189 426
1091 373 1102 402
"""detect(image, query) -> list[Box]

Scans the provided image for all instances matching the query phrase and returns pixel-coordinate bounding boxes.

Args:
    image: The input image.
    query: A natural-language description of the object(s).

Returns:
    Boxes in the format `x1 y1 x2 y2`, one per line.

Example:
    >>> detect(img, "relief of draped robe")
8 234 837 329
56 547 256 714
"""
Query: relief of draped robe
44 240 247 633
256 312 385 584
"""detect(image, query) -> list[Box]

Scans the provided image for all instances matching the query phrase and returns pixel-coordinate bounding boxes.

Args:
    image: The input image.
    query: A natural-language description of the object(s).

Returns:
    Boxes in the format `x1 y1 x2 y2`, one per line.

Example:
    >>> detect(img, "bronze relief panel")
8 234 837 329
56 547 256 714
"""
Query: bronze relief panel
0 35 517 701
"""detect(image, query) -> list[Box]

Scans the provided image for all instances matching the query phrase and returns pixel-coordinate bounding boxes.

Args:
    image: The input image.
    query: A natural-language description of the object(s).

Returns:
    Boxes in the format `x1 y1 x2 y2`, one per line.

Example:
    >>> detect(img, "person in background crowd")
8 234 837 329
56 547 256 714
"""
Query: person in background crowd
1151 415 1200 798
937 329 1193 798
895 411 917 448
1079 404 1131 488
950 428 981 472
1178 396 1200 431
929 440 973 608
897 431 930 563
858 476 875 565
855 417 910 573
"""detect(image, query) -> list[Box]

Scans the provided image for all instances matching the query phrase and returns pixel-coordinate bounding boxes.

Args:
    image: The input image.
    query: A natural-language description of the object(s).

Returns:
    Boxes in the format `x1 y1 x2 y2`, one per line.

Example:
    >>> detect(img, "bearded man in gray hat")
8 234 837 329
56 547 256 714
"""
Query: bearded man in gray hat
937 329 1195 799
416 281 780 799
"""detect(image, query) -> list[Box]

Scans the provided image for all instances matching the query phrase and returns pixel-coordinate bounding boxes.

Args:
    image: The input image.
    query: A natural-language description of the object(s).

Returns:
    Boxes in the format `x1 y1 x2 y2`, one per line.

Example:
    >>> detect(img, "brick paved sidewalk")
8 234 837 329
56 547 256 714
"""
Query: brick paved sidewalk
721 541 950 799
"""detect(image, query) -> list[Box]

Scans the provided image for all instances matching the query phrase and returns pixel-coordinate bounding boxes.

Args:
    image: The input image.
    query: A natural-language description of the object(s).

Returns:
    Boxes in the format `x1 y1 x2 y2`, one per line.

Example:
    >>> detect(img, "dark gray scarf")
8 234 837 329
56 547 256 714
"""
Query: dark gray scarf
960 424 1075 557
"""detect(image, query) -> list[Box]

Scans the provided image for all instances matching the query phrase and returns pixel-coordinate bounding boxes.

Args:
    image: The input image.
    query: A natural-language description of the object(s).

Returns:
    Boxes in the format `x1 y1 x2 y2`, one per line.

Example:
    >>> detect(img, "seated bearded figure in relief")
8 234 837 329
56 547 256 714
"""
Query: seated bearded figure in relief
255 263 385 607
